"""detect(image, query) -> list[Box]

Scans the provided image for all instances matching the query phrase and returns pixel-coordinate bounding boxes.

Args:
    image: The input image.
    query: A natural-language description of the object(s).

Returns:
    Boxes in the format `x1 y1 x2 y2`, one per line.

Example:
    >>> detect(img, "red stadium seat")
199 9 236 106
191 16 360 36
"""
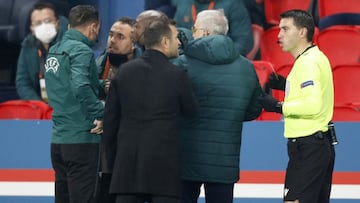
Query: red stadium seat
252 61 283 121
332 64 360 106
318 0 360 19
252 60 274 88
247 24 264 60
260 26 294 71
317 25 360 68
0 100 52 120
264 0 312 25
271 65 292 104
257 109 282 121
261 26 320 71
333 105 360 121
44 107 53 120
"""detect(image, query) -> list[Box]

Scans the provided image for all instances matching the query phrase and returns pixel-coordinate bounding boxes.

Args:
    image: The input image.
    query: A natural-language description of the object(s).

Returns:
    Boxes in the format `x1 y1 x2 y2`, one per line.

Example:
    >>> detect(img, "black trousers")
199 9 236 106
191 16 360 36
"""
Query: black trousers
98 173 116 203
51 143 100 203
182 181 234 203
284 131 335 203
115 194 181 203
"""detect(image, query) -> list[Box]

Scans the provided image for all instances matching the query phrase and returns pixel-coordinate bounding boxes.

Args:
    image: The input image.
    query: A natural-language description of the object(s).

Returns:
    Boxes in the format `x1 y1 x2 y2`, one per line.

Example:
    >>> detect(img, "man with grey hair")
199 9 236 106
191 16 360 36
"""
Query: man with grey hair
173 9 262 203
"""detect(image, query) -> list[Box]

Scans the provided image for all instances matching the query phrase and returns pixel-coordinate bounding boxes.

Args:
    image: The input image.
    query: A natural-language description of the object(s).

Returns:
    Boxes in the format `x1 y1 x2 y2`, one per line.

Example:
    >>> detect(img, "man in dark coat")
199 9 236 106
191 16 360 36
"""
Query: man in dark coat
102 17 197 203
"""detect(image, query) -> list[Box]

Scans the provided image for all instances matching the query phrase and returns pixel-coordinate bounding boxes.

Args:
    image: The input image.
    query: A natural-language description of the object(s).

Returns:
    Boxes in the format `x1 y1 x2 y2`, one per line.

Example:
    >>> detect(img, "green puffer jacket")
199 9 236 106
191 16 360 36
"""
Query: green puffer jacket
173 35 262 183
172 0 253 56
44 29 104 144
16 16 68 100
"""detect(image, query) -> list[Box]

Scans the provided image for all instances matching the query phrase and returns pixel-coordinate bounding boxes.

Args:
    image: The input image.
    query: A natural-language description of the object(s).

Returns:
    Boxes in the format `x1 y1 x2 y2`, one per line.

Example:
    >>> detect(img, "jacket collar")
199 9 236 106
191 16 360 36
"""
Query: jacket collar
64 29 94 47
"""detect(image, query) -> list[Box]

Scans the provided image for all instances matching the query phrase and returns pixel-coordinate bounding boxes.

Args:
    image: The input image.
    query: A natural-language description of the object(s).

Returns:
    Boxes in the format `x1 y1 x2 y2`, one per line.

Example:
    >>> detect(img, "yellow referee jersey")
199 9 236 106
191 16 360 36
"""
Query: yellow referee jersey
282 46 334 138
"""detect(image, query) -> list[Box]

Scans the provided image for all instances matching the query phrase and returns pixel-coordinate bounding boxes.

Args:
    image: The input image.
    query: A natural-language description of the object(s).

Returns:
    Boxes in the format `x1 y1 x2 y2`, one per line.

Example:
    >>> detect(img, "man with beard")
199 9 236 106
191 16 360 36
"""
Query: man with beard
96 17 142 96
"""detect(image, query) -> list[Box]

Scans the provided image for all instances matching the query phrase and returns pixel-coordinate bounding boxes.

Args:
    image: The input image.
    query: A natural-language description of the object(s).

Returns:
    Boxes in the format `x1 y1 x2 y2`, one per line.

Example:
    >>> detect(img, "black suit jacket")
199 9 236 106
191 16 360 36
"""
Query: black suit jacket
102 49 197 197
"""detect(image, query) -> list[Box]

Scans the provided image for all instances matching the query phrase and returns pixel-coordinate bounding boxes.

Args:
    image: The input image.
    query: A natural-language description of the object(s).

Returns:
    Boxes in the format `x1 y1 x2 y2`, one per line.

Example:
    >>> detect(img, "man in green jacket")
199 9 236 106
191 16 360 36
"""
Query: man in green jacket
173 10 262 203
16 2 68 101
44 5 103 203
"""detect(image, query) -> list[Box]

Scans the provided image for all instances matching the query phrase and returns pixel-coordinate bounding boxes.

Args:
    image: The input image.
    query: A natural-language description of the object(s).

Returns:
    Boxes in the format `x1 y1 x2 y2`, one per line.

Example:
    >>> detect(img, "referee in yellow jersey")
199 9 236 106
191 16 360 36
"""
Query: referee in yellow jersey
259 10 335 203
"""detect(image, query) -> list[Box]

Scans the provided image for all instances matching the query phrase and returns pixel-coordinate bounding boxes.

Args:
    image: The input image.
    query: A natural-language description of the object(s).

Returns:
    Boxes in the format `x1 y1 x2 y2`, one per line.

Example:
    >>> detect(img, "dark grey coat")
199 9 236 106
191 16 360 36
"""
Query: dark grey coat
102 49 197 197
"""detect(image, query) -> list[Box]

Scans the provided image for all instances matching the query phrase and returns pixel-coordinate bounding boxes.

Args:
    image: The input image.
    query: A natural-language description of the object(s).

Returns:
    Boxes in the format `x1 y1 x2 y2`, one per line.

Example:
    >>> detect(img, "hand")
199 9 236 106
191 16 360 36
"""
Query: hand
258 93 283 114
104 79 111 93
266 72 286 91
91 119 103 135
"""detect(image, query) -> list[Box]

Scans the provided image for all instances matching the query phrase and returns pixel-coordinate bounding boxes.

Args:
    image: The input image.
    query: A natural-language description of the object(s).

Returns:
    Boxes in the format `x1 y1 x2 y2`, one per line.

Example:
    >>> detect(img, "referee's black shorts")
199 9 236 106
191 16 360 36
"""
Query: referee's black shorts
284 131 335 203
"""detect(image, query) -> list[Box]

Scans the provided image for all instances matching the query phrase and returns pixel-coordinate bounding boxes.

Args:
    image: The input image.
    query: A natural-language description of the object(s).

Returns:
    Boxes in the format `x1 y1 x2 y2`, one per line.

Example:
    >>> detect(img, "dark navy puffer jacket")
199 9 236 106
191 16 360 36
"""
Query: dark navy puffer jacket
174 34 262 183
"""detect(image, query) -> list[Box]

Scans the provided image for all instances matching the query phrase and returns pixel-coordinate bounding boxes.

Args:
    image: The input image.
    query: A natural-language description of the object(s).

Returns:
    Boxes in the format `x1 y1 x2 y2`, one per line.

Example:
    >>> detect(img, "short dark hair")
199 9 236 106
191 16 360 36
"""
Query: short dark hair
116 17 136 27
68 5 99 28
280 9 315 42
142 17 172 49
30 2 59 20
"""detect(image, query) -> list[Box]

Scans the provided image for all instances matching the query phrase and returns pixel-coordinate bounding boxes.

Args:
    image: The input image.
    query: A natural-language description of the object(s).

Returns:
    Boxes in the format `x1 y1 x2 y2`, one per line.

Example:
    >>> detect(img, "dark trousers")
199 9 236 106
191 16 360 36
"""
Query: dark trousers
51 143 100 203
98 173 116 203
182 181 234 203
115 194 181 203
284 132 335 203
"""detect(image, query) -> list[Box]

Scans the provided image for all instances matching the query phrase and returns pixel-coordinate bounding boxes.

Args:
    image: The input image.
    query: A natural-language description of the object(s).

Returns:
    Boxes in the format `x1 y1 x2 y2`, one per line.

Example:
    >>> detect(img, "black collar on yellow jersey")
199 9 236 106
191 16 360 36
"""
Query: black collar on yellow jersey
295 44 315 61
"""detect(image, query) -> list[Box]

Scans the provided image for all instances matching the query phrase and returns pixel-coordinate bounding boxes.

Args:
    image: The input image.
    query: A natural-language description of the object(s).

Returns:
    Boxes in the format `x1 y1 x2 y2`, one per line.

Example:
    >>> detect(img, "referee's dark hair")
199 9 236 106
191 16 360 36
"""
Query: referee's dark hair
68 5 99 28
280 9 315 42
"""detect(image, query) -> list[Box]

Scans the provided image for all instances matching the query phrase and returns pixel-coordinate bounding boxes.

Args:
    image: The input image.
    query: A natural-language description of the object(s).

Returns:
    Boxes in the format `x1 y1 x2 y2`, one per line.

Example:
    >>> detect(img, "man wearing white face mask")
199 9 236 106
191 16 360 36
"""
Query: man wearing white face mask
16 1 68 102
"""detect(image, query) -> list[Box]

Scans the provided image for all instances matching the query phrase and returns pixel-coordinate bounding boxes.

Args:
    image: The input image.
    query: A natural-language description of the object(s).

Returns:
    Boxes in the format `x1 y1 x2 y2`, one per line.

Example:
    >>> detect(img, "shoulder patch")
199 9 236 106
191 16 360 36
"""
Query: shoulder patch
300 80 314 88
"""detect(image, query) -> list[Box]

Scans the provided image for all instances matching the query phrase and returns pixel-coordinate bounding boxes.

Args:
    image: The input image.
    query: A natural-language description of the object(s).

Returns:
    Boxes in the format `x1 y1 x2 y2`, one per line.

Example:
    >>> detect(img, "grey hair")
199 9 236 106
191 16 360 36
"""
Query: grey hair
196 10 229 35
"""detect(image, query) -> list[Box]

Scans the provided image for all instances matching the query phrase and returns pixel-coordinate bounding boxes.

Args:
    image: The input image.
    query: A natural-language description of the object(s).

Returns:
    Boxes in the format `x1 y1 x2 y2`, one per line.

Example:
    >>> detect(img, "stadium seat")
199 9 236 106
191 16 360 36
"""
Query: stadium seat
252 60 274 88
333 105 360 121
318 0 360 19
319 13 360 31
271 64 292 104
317 26 360 68
332 64 360 106
261 26 320 71
253 61 283 121
264 0 312 25
247 24 264 60
44 107 53 120
260 26 294 71
0 100 51 119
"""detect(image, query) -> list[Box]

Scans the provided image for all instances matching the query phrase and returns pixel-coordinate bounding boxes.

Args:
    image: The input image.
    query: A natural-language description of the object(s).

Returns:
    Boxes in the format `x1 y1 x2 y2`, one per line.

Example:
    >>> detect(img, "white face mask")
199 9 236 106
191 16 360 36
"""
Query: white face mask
34 23 57 44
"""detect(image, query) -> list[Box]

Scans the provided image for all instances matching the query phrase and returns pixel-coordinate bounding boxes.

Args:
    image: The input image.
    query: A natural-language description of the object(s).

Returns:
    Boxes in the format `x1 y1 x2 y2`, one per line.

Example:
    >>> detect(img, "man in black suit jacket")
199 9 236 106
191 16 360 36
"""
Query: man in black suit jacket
102 17 197 203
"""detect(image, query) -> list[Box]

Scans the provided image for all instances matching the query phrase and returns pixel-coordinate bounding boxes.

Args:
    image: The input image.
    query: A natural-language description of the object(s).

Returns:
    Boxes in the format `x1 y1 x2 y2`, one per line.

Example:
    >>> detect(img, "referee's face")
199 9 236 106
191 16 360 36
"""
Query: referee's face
278 18 301 55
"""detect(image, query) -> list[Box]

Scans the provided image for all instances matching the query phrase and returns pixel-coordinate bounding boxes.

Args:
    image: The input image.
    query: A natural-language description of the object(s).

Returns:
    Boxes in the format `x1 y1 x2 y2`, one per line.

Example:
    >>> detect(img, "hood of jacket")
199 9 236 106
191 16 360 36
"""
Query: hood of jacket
184 35 239 65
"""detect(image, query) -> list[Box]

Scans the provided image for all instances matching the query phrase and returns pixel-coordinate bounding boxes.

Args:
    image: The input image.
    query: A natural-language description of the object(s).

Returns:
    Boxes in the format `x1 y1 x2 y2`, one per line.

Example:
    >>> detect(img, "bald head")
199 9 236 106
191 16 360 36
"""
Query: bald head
134 10 168 45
